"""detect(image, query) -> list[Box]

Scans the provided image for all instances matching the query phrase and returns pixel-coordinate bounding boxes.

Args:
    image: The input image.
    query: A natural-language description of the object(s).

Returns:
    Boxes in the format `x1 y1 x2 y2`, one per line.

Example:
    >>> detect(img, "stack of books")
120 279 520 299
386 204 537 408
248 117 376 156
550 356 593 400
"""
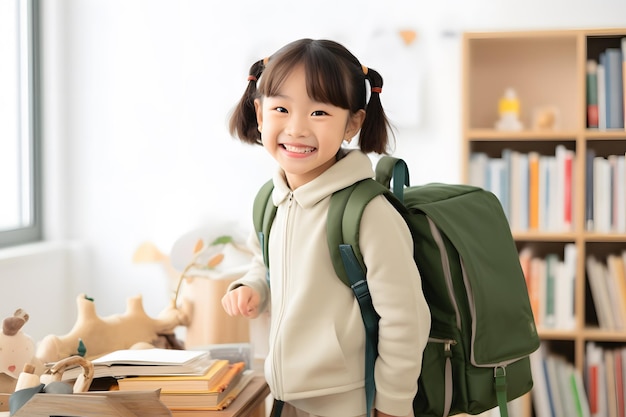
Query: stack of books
117 359 252 412
54 348 254 413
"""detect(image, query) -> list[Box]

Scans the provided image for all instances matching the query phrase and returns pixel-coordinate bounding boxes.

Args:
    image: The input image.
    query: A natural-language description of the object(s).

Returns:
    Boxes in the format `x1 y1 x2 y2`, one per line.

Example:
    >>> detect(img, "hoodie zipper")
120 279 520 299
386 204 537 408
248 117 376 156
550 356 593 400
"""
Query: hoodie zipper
271 191 294 398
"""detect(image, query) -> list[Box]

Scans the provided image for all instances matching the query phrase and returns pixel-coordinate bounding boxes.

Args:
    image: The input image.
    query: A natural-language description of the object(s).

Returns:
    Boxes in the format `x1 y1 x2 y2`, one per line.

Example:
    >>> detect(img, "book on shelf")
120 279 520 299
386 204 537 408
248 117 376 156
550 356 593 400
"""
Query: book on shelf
571 370 591 417
584 342 626 417
160 368 253 411
605 47 624 129
589 153 626 233
501 148 512 222
58 348 215 381
587 59 599 128
531 343 590 417
611 154 626 233
585 149 595 231
117 359 232 392
509 150 528 232
597 59 607 130
556 243 577 330
552 145 575 231
614 350 625 417
586 252 626 331
519 245 576 330
605 350 618 417
593 156 612 233
528 151 540 230
586 254 616 330
543 253 559 328
623 37 626 127
529 345 554 417
607 254 626 328
585 342 605 417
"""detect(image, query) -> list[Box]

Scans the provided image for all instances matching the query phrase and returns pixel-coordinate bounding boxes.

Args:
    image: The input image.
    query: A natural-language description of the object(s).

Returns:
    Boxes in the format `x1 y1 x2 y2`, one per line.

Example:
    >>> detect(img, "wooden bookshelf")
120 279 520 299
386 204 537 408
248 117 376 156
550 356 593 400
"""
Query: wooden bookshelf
462 28 626 417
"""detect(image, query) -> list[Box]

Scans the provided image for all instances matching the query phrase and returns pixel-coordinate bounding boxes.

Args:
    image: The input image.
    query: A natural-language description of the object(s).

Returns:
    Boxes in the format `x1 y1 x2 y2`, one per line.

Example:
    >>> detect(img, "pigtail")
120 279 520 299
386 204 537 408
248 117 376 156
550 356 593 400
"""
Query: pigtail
228 59 266 145
359 67 393 154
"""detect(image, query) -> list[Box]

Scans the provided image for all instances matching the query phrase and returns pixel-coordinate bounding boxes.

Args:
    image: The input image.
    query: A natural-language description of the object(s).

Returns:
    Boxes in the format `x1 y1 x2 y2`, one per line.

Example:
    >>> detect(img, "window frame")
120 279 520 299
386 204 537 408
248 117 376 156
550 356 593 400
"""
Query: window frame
0 0 42 248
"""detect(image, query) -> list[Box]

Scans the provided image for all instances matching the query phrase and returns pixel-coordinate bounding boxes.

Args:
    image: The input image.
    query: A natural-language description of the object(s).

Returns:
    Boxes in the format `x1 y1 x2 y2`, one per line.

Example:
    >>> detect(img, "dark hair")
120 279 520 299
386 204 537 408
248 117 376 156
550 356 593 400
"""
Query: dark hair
229 39 393 154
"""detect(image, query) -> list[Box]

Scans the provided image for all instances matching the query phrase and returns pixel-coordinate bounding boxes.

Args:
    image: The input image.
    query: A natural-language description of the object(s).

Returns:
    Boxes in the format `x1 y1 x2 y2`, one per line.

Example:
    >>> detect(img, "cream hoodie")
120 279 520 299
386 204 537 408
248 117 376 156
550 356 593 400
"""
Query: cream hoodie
231 150 430 417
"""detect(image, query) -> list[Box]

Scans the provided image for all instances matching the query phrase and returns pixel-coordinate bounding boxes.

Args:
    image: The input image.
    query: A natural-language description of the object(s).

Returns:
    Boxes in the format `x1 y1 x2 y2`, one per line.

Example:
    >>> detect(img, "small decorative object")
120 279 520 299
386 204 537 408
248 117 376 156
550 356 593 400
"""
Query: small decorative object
0 309 40 393
169 230 255 348
134 226 256 349
495 87 523 131
532 105 560 130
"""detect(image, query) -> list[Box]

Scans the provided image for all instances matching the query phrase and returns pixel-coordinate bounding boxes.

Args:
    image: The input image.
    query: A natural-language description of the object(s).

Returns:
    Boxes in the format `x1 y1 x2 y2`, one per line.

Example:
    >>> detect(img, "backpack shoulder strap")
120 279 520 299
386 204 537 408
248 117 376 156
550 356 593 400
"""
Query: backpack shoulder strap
327 178 390 417
375 156 410 203
327 178 391 287
252 179 276 270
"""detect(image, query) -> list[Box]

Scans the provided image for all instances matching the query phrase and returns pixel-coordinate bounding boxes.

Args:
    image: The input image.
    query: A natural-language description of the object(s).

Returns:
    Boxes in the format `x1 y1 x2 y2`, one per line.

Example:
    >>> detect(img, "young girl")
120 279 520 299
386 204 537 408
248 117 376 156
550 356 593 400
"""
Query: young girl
222 38 430 417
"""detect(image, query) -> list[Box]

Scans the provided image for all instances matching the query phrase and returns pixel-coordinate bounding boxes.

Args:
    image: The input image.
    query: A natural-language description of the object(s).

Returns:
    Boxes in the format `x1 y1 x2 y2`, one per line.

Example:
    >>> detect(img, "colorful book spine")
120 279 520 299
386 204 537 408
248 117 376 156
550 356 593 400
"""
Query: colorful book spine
587 59 599 128
605 48 624 129
586 149 595 230
597 58 606 130
528 152 540 230
622 37 626 129
563 149 573 230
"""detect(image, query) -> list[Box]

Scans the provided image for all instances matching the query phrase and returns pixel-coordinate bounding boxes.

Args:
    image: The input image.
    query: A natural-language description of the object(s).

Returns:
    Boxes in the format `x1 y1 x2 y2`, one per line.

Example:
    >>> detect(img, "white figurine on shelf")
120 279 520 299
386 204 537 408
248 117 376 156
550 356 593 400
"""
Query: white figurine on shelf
495 87 523 131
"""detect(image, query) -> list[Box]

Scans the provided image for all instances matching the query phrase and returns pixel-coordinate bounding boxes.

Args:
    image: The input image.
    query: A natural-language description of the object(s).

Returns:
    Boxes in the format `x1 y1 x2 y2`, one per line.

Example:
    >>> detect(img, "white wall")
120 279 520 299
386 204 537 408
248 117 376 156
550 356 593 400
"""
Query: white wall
2 0 625 343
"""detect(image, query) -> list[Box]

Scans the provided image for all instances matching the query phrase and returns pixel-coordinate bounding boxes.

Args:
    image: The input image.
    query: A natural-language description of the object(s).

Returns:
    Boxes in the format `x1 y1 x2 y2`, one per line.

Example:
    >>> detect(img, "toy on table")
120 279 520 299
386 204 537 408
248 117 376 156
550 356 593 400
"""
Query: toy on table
35 293 190 365
0 309 40 393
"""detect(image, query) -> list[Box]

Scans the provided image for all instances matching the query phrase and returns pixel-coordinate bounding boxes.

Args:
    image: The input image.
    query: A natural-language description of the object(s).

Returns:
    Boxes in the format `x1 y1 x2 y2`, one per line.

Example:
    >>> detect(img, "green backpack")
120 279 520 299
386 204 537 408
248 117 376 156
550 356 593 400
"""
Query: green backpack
253 156 540 417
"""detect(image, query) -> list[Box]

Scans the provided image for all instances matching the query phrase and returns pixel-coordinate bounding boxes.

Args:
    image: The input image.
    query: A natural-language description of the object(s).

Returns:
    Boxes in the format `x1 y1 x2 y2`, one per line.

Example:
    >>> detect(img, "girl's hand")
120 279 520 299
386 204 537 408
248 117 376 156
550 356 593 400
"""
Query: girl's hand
221 286 261 318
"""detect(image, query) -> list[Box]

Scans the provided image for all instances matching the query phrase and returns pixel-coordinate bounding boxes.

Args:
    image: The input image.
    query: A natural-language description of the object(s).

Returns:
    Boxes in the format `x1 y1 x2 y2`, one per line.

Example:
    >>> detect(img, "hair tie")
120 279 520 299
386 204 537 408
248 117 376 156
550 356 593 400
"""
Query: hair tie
361 65 368 75
371 87 382 94
263 57 269 65
247 75 257 82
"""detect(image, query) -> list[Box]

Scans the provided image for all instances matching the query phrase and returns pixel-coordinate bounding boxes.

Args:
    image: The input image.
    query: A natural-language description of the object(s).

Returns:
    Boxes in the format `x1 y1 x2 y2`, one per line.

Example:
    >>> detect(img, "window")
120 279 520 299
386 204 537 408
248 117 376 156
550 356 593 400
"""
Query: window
0 0 41 248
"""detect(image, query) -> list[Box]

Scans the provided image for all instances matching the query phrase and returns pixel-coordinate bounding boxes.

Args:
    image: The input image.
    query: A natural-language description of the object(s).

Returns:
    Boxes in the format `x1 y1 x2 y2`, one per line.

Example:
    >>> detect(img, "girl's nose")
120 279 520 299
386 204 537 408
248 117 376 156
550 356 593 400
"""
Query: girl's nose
284 114 310 137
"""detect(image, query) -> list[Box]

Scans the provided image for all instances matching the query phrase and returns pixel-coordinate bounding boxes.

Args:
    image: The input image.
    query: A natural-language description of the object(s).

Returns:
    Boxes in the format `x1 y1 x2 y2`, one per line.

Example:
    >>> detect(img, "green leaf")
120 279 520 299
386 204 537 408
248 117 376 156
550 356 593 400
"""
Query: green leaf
210 235 233 246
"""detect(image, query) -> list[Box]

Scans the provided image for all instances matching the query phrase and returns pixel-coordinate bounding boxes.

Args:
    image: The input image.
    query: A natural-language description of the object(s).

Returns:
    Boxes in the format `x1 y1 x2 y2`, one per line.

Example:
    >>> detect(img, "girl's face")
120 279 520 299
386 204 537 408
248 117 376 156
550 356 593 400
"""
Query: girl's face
254 64 364 190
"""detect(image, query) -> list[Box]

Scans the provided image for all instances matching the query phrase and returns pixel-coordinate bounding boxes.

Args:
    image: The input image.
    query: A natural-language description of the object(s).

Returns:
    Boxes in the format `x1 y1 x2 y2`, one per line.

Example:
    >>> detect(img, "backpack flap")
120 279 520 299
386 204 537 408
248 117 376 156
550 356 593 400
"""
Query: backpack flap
411 185 540 365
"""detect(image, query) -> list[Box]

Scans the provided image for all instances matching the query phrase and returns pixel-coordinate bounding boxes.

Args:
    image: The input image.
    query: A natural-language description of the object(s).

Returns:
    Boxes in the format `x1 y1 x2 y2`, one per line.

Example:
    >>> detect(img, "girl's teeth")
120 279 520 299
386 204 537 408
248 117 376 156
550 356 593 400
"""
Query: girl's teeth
284 145 315 153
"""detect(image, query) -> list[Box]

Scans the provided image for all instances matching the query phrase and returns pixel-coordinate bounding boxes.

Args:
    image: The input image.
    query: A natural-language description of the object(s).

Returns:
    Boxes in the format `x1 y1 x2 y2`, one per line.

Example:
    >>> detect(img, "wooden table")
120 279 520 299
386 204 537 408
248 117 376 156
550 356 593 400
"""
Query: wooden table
0 377 270 417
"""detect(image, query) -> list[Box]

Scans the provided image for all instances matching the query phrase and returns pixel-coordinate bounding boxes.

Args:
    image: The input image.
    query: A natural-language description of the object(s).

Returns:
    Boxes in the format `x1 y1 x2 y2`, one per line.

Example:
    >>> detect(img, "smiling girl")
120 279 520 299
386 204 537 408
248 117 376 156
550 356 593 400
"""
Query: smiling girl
223 39 430 417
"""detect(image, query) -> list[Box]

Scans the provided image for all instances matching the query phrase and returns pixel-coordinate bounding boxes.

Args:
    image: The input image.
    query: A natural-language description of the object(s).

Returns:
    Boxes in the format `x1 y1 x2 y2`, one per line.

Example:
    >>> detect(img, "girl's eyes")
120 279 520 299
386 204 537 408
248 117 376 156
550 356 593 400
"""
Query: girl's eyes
272 107 328 116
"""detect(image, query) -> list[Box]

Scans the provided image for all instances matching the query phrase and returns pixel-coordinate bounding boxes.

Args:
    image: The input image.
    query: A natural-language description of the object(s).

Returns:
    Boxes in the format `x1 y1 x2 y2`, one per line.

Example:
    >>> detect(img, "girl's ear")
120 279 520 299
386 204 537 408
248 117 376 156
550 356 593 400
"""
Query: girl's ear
254 98 263 131
345 109 365 139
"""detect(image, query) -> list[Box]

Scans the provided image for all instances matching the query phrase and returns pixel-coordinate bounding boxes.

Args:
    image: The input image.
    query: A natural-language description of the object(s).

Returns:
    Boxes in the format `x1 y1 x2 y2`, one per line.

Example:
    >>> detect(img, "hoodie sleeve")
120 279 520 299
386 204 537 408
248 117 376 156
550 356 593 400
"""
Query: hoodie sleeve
226 228 271 313
360 195 431 417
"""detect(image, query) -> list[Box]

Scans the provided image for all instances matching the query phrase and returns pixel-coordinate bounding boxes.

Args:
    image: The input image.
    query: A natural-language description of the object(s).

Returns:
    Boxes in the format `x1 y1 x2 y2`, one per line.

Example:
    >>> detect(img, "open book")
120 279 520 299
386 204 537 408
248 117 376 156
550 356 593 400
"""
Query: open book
57 348 215 380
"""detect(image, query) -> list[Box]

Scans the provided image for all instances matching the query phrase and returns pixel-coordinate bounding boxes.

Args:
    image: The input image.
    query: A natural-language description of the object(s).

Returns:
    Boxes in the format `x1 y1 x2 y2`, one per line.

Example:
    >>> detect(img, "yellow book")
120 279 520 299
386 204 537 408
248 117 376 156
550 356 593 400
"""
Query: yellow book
608 254 626 327
117 359 230 393
528 152 540 230
160 366 250 410
169 371 259 414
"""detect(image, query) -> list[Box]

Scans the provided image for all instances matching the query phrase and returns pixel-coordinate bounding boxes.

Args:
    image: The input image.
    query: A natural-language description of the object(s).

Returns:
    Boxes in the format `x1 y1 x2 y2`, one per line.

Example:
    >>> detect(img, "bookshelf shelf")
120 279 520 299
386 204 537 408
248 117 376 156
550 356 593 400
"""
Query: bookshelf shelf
585 130 626 139
462 28 626 417
536 329 579 340
581 328 626 341
512 232 578 242
466 129 579 141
